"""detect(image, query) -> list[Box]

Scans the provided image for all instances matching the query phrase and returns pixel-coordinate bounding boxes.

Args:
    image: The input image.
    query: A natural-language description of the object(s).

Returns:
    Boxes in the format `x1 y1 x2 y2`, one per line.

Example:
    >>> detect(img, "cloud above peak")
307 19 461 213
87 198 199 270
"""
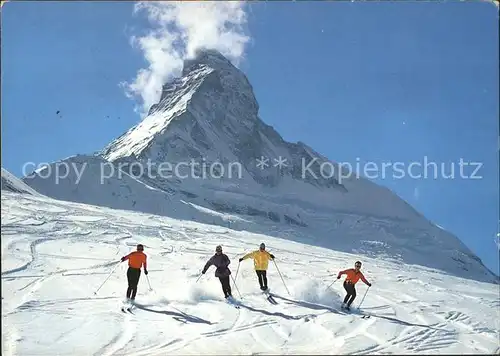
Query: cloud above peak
122 1 251 117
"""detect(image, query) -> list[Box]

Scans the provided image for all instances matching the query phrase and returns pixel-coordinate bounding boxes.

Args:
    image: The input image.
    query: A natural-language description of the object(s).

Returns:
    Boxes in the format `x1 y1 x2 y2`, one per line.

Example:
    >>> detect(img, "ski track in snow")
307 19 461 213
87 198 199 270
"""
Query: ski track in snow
2 192 499 355
97 311 137 356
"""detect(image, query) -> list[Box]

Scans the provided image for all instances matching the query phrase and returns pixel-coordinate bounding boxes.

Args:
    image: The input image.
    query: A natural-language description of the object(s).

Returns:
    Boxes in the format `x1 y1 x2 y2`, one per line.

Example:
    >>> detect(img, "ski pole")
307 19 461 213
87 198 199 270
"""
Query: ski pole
357 286 370 310
230 274 242 299
146 274 153 291
94 261 120 295
196 273 203 283
326 277 338 291
272 259 290 295
233 262 240 289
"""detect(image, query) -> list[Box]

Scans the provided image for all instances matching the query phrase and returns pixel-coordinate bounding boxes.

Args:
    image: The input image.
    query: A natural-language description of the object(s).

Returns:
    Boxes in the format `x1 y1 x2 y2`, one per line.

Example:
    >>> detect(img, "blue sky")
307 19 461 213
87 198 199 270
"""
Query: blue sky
2 1 498 274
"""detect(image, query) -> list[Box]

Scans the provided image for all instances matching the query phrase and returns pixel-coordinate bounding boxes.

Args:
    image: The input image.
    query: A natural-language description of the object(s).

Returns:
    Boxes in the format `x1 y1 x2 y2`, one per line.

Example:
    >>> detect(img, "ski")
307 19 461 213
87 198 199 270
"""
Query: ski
259 287 278 305
227 302 240 309
225 297 240 308
351 311 371 318
339 305 370 318
121 306 134 313
121 302 135 314
267 296 278 305
352 308 371 318
357 310 371 319
263 292 278 305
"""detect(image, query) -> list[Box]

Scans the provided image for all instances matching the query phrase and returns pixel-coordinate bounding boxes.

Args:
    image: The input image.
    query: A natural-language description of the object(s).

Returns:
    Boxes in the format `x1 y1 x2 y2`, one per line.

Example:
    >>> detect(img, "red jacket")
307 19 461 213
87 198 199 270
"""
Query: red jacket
122 251 147 270
338 268 369 285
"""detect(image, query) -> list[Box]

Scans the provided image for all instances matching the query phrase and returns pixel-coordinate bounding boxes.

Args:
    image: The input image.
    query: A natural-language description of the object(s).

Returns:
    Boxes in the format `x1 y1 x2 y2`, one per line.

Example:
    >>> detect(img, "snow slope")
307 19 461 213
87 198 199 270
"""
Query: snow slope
20 155 245 228
19 160 496 284
2 191 499 355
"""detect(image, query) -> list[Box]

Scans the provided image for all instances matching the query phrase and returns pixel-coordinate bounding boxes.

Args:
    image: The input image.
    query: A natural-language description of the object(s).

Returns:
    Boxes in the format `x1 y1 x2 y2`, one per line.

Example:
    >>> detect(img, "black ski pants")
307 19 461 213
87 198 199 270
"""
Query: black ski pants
343 281 356 306
256 270 267 289
127 267 141 300
219 276 232 298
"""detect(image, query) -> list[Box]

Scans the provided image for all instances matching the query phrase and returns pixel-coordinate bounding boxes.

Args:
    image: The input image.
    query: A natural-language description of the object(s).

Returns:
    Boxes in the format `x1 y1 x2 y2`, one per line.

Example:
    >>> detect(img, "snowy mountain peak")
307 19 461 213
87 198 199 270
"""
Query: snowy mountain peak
145 48 257 118
53 52 451 225
101 49 258 164
98 51 352 201
182 49 238 76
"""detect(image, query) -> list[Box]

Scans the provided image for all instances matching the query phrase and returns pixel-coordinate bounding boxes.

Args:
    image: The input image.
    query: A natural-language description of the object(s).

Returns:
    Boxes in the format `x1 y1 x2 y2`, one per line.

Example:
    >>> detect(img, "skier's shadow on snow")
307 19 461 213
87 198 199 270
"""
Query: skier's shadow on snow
270 294 447 331
236 299 314 321
132 303 213 325
361 313 447 331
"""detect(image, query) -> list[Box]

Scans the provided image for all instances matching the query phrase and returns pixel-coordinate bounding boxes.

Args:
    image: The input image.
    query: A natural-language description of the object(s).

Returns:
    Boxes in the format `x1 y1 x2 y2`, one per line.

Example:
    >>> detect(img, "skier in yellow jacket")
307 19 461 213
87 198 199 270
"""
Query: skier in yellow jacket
239 243 275 291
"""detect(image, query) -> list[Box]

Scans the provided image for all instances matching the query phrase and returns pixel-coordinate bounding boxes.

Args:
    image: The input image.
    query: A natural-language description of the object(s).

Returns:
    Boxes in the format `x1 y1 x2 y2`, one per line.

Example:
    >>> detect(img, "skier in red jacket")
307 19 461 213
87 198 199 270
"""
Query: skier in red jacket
120 244 148 302
337 260 371 311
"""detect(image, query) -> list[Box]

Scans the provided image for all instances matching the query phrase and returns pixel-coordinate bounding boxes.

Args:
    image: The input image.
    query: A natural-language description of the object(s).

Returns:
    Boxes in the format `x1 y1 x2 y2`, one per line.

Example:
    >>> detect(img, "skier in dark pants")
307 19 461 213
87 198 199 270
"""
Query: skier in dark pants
120 244 148 302
337 261 371 311
202 245 232 299
239 243 275 291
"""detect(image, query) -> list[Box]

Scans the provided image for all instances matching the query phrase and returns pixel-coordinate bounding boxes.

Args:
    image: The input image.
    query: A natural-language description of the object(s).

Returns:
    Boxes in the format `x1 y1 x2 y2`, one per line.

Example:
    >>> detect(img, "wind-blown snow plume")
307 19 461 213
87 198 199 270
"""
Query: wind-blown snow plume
122 1 250 116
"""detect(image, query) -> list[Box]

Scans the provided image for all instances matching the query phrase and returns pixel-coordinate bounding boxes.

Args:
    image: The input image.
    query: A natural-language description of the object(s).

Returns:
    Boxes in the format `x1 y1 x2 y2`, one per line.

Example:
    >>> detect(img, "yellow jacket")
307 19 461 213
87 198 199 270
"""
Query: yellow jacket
241 250 274 270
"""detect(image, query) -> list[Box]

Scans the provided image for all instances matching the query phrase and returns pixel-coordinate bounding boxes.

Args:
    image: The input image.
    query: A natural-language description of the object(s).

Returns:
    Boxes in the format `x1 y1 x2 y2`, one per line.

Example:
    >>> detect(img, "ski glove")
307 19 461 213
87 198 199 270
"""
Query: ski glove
144 270 148 275
270 254 275 260
120 257 126 262
239 258 243 262
367 282 372 287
